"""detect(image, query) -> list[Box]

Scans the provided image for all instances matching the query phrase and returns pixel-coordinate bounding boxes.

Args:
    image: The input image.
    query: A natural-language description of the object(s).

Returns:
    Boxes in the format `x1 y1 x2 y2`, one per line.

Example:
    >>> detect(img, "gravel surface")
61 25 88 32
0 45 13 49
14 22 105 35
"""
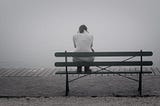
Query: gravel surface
0 97 160 106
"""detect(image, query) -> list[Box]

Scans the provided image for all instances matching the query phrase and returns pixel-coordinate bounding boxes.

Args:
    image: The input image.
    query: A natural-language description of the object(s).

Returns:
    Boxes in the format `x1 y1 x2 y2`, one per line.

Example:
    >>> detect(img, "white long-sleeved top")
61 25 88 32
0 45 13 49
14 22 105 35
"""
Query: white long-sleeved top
73 31 94 62
73 31 93 52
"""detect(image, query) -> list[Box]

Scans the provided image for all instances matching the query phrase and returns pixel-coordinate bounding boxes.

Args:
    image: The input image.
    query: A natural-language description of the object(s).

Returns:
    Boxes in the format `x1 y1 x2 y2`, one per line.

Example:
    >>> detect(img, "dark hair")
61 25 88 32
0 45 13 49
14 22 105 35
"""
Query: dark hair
79 25 88 33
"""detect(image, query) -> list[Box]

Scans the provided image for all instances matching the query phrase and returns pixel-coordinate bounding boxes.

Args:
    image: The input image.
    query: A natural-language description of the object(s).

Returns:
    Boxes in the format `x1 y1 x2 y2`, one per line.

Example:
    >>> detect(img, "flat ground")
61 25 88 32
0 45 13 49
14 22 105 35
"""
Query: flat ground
0 67 160 105
0 67 160 97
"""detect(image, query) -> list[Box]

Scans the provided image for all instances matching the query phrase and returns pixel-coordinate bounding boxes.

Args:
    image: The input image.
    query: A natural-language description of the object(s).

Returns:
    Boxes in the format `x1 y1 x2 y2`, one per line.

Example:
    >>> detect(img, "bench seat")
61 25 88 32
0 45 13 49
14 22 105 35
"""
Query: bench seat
55 70 152 74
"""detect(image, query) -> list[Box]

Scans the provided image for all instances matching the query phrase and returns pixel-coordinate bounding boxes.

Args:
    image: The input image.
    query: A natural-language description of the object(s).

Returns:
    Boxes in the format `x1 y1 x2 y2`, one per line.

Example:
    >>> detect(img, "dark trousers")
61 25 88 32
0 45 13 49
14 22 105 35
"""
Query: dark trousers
77 66 90 72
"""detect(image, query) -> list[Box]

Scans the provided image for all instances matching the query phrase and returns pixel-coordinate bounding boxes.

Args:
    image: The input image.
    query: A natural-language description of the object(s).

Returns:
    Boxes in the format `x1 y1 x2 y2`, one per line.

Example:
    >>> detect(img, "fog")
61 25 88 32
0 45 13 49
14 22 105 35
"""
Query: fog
0 0 160 68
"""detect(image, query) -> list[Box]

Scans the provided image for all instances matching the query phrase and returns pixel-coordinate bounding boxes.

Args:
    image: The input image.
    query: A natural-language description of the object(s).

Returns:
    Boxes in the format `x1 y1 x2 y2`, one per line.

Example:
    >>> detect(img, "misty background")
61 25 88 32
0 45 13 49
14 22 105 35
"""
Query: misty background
0 0 159 68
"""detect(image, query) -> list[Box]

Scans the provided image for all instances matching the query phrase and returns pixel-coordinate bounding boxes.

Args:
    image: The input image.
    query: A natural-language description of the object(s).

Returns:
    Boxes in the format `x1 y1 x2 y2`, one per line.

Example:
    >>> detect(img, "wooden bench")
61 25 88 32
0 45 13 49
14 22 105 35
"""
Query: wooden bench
55 50 153 96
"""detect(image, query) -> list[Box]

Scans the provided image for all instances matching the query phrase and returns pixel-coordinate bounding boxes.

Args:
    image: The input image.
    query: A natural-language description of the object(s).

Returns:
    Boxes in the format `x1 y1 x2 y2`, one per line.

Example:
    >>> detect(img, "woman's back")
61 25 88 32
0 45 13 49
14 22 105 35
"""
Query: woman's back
73 31 93 52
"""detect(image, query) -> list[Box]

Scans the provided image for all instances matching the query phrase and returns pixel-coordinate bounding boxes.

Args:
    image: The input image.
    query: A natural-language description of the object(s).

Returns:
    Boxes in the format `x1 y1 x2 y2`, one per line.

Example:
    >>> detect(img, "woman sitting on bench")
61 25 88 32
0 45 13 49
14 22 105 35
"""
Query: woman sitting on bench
73 24 94 73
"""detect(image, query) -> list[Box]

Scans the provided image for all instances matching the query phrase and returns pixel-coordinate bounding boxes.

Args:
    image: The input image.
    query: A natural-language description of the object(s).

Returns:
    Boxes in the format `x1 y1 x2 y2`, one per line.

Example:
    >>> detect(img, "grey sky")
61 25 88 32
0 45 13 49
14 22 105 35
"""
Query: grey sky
0 0 160 68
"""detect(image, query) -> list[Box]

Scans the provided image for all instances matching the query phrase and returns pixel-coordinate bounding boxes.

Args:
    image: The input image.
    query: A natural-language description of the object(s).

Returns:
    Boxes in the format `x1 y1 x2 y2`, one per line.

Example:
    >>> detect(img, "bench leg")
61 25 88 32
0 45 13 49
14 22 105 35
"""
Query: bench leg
65 72 69 96
138 72 142 96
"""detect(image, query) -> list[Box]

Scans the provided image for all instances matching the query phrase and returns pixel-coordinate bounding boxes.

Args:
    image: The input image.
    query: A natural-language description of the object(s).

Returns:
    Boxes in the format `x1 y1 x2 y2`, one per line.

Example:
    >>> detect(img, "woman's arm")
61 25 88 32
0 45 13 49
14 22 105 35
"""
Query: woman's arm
90 35 93 48
73 36 76 48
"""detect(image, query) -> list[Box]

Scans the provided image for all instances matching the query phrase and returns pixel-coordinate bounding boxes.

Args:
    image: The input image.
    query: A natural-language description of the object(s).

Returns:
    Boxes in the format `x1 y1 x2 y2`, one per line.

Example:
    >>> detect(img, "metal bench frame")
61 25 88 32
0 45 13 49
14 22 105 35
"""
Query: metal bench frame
55 50 153 96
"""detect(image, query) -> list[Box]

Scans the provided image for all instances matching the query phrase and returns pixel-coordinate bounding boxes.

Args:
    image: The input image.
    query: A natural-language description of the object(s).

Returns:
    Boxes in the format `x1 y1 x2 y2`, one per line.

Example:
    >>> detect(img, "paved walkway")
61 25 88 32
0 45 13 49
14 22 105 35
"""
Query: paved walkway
0 67 160 77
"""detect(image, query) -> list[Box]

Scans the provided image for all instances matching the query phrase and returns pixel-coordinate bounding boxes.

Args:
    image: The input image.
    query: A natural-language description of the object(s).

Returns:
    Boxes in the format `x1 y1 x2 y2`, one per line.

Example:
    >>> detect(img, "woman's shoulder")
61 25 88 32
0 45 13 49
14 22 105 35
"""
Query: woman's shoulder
84 31 93 36
73 34 79 38
74 32 93 37
87 33 93 38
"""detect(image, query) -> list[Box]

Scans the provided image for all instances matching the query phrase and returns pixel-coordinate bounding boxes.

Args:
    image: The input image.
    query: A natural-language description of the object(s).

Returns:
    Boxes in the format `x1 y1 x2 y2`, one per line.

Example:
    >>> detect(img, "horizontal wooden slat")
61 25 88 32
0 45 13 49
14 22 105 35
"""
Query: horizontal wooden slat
55 51 153 57
55 61 153 67
55 71 152 74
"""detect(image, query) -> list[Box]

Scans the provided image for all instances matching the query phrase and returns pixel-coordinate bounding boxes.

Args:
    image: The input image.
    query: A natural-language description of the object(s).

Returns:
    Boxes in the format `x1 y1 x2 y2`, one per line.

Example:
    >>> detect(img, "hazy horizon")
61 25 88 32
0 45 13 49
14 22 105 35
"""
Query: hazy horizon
0 0 160 68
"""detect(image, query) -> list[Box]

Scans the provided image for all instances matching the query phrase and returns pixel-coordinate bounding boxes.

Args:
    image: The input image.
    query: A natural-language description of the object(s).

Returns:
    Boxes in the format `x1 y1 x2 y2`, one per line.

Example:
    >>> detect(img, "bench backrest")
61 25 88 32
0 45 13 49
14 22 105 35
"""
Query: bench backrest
55 51 152 57
55 51 153 67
